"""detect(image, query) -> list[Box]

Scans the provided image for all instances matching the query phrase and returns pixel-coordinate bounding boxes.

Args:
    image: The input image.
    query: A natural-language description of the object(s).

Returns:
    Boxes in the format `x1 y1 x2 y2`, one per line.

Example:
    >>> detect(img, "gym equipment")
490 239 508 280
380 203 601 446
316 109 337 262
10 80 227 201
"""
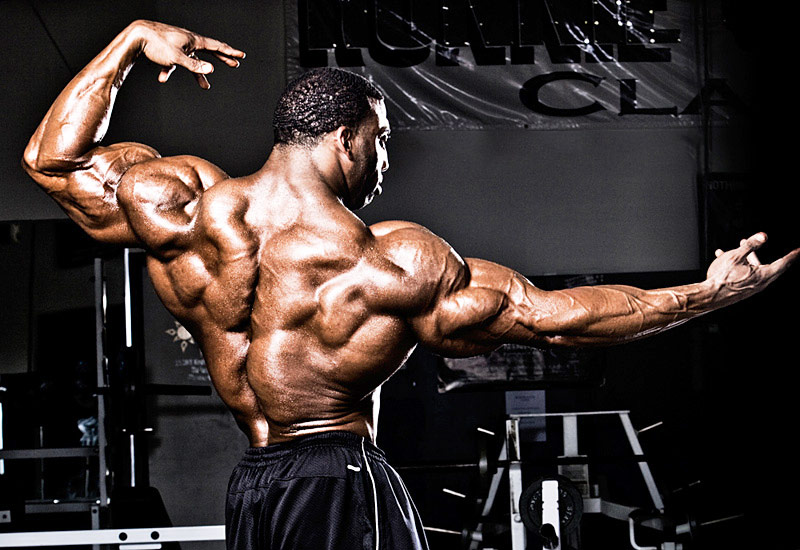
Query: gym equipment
0 525 224 547
400 411 659 549
627 509 744 550
628 508 694 550
504 411 695 550
0 251 214 544
406 411 742 550
519 476 583 549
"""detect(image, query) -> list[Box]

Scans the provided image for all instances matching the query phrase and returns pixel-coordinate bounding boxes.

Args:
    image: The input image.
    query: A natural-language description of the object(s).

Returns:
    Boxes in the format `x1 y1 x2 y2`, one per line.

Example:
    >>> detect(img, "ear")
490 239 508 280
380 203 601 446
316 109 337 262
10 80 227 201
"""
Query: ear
334 126 354 160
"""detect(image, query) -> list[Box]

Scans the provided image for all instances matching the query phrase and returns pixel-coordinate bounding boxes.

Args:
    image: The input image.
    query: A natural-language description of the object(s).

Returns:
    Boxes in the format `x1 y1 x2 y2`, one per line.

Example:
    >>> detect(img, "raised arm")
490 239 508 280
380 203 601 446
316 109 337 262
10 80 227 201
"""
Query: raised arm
406 230 798 357
21 20 244 244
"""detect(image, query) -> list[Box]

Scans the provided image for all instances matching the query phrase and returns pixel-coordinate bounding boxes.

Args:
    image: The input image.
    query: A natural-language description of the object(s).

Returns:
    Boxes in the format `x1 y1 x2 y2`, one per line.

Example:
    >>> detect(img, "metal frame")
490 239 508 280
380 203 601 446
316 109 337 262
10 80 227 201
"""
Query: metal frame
465 411 668 550
0 448 97 460
468 437 508 550
540 479 562 550
0 259 110 536
506 411 662 550
0 525 224 548
0 255 219 550
94 257 110 507
506 417 526 549
509 410 665 511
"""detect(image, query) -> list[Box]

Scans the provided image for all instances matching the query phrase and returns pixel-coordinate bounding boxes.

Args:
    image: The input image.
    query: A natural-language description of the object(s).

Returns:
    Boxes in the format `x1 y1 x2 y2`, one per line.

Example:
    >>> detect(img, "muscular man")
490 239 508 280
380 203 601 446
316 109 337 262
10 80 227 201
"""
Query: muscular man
23 20 796 550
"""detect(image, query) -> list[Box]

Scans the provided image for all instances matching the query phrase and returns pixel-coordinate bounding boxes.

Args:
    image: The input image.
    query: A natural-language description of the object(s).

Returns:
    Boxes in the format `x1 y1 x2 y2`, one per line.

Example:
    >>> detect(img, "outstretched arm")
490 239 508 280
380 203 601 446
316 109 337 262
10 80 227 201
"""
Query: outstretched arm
22 20 244 244
409 231 798 356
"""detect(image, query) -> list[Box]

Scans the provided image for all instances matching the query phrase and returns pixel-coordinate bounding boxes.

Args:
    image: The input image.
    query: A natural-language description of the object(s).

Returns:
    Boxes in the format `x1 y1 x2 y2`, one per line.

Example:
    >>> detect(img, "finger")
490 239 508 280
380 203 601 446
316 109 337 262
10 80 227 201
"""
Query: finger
196 36 246 60
194 72 211 90
213 51 241 68
731 232 767 262
746 251 761 266
744 232 767 249
762 248 800 280
158 65 176 83
178 52 215 75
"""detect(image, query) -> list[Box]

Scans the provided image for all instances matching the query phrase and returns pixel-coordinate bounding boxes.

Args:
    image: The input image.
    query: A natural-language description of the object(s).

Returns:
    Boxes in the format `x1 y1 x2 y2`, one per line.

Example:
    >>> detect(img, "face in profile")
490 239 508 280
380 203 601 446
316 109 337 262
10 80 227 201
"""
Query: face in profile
346 98 390 210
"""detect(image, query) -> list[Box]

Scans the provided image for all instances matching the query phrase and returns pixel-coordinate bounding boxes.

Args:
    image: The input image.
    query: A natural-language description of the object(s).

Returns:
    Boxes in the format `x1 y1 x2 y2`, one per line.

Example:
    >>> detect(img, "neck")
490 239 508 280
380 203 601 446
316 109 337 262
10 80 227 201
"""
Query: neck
262 143 347 202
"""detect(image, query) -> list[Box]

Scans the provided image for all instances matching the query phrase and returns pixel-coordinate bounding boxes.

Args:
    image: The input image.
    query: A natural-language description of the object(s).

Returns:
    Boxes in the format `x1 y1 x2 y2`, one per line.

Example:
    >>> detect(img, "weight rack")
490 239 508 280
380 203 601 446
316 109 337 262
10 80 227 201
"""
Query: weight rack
479 410 672 550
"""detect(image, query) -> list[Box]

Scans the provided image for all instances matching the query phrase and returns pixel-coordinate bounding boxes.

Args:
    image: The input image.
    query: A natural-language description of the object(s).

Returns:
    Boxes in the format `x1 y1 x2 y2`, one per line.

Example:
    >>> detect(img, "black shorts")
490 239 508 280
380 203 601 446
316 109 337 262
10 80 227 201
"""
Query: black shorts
226 431 430 550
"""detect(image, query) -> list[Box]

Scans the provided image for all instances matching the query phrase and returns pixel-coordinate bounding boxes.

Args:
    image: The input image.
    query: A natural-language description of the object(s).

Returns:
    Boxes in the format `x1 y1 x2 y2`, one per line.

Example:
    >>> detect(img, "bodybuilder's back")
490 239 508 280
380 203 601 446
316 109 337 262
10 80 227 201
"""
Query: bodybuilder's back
146 174 429 442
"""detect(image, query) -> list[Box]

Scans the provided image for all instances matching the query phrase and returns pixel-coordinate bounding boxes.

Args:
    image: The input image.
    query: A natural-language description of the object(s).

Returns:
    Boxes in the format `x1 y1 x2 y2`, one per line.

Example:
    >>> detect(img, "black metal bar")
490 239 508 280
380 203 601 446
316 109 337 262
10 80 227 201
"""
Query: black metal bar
0 448 98 460
144 384 212 396
394 454 657 472
91 384 212 396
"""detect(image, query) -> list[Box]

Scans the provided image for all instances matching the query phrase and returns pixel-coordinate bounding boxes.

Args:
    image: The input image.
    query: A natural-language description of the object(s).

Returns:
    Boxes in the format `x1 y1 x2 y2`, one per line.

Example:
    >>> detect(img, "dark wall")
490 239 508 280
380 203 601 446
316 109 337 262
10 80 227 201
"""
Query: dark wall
1 0 283 219
4 0 719 276
359 127 703 275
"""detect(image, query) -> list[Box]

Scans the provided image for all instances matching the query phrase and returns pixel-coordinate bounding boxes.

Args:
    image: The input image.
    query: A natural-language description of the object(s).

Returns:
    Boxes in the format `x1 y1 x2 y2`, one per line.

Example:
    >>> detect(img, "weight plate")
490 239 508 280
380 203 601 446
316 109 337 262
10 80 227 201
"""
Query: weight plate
519 475 584 537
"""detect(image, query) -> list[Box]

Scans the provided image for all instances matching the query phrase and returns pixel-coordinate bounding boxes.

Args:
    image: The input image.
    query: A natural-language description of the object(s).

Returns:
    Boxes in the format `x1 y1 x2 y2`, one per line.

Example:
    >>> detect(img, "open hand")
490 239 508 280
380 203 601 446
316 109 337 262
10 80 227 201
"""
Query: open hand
705 232 798 305
131 20 245 89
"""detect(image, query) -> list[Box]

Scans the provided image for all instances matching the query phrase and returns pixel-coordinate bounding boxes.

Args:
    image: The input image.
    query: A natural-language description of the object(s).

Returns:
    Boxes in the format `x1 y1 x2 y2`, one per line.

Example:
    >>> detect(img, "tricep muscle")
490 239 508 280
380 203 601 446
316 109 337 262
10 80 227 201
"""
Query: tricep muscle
23 142 160 245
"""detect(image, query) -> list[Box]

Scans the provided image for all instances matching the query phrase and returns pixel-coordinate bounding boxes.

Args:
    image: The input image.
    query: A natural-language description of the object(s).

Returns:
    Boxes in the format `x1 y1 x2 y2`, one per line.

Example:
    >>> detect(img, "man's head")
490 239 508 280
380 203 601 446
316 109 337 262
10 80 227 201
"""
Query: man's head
273 68 390 209
273 68 385 148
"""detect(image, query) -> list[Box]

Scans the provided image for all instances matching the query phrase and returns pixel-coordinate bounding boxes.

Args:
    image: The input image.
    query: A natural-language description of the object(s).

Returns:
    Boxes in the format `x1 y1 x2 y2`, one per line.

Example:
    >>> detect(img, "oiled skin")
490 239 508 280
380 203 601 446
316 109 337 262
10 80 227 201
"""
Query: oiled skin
23 21 798 447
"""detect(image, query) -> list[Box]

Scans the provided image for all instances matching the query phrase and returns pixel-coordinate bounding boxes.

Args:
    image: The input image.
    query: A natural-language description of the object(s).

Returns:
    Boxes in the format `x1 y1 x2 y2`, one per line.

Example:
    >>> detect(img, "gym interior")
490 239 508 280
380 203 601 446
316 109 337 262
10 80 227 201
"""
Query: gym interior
0 1 796 549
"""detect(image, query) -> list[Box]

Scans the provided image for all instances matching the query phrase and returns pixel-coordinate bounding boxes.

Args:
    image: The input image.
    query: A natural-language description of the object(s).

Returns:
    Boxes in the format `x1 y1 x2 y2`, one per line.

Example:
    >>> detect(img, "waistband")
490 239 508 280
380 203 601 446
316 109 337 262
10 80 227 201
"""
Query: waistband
240 431 387 465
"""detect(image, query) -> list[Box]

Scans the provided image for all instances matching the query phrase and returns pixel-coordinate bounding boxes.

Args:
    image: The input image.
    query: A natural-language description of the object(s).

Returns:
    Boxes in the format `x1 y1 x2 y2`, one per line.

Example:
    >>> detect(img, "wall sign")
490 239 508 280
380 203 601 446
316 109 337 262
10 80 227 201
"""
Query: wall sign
285 0 750 130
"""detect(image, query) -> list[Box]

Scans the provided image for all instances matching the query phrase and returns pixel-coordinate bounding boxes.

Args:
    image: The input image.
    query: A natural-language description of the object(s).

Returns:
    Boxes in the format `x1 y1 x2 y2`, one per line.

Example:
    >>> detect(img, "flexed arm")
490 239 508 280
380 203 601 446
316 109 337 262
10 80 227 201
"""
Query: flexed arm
408 231 798 356
22 20 244 244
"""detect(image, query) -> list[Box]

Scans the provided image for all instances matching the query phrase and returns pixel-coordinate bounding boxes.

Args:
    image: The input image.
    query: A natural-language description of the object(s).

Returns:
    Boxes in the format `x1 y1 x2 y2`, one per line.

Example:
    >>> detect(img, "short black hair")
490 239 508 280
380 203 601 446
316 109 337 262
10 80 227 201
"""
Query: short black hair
273 68 384 147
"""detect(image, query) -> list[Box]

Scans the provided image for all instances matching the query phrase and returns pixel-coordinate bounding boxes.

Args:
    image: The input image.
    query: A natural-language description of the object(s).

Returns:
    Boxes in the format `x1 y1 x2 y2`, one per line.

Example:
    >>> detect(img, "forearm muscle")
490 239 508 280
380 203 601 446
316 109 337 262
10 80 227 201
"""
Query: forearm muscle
23 24 142 178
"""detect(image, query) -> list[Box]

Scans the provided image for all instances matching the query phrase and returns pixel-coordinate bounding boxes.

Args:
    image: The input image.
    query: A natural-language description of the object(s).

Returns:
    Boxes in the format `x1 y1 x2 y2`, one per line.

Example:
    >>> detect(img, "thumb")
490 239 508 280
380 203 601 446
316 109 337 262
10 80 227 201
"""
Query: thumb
158 65 176 83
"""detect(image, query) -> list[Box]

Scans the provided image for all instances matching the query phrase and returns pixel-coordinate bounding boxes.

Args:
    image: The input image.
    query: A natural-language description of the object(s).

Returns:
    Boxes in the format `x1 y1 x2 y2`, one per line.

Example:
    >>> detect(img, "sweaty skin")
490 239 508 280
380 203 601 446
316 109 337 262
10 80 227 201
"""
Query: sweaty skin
23 21 798 447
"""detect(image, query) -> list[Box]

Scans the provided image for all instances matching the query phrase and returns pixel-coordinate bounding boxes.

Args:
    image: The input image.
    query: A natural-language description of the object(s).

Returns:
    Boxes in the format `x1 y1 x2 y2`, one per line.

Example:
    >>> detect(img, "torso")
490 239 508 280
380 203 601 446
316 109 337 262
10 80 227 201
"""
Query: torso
143 172 428 446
